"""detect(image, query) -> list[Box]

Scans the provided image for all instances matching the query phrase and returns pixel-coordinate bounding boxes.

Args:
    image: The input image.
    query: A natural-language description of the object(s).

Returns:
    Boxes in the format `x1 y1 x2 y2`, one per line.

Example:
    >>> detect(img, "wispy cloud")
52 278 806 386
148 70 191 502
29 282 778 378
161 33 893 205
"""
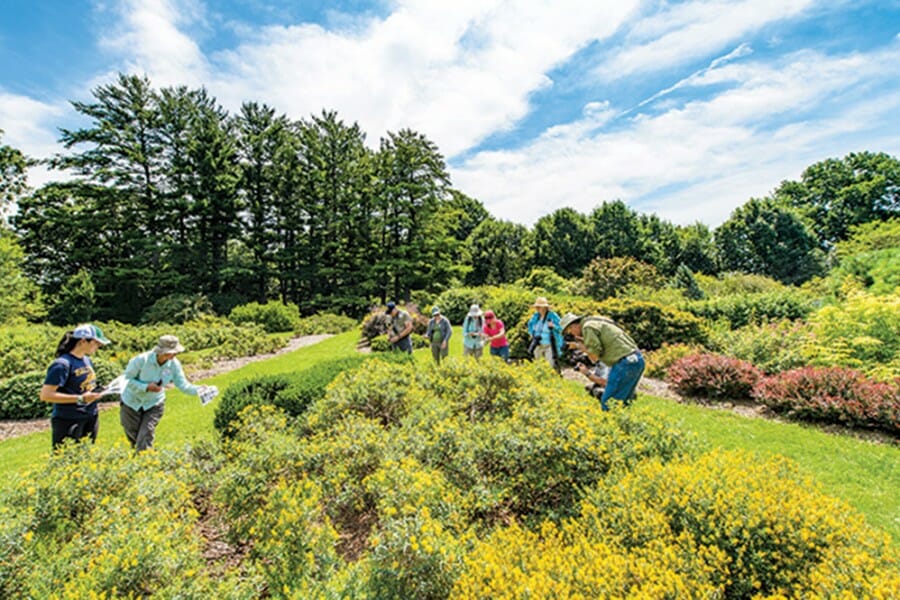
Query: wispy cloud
453 43 900 226
598 0 816 80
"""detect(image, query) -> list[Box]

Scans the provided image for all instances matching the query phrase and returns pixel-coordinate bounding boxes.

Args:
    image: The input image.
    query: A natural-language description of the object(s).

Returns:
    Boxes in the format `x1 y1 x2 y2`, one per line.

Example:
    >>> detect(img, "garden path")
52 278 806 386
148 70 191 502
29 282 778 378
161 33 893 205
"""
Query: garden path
0 334 333 442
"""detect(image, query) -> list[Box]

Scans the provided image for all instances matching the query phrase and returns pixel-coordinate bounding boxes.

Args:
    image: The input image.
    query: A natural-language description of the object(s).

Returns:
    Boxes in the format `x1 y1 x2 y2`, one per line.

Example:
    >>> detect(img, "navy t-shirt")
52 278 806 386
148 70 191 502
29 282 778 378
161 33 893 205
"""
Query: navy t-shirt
43 353 100 420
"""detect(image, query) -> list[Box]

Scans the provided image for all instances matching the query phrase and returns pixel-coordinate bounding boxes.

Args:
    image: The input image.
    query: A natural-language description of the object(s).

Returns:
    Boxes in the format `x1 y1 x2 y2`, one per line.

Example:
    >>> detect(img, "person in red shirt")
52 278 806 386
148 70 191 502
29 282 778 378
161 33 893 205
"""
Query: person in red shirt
482 310 510 362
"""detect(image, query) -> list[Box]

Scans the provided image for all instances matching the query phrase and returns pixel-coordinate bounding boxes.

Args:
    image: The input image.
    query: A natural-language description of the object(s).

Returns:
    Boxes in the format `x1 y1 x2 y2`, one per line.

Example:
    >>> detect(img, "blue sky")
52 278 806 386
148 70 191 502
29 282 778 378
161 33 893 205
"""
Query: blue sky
1 0 898 227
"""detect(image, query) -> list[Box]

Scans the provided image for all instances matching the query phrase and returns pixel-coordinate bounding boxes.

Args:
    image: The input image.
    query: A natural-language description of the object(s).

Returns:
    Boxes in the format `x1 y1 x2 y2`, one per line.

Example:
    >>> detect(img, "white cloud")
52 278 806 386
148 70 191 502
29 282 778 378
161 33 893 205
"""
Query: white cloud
452 44 900 226
158 1 641 154
97 0 210 87
0 92 66 188
598 0 816 80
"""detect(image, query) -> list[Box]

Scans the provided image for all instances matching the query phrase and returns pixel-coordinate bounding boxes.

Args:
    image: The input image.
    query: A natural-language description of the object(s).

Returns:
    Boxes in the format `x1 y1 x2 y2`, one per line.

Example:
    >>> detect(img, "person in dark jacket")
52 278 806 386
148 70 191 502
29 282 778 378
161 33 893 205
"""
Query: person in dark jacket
40 323 112 449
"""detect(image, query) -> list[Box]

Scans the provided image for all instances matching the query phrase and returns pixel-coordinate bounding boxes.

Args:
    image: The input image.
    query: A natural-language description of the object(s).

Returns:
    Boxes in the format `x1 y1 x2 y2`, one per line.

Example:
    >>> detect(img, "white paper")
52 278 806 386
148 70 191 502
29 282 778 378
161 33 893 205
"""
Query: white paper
198 385 219 406
97 374 127 397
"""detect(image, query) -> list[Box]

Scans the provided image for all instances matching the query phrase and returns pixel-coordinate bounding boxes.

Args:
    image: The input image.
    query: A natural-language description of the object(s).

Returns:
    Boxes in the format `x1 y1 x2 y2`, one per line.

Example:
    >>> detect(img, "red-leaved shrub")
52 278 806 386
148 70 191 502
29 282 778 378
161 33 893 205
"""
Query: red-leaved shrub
752 367 900 433
666 353 762 400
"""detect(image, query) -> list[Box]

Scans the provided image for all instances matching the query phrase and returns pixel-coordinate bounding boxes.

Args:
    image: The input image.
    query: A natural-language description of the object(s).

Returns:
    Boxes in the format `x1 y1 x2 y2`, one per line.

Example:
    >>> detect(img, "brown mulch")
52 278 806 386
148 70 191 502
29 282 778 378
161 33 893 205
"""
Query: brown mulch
0 334 333 443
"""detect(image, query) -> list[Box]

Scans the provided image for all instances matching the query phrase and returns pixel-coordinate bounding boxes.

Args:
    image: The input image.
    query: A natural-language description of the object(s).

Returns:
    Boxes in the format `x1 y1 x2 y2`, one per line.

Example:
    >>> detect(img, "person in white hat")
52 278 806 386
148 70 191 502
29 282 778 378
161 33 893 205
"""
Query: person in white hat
120 335 209 451
526 297 563 370
461 304 485 359
40 324 112 448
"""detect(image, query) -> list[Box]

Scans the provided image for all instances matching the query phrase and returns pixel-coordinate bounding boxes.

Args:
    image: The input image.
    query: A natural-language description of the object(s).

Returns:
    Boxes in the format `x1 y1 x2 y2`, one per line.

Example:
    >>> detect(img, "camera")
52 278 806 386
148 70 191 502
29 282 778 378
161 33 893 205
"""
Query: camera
568 350 594 369
585 383 605 399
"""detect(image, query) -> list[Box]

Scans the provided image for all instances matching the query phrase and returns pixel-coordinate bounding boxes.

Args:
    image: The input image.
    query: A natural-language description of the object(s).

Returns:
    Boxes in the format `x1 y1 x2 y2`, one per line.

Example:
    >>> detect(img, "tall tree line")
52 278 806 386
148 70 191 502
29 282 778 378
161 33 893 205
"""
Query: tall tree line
14 75 463 321
6 74 899 323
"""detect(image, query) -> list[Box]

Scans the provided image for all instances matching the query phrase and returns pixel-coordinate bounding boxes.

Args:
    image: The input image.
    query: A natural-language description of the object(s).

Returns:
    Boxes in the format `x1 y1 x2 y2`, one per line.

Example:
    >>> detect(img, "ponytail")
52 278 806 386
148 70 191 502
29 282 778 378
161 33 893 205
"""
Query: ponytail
55 332 80 357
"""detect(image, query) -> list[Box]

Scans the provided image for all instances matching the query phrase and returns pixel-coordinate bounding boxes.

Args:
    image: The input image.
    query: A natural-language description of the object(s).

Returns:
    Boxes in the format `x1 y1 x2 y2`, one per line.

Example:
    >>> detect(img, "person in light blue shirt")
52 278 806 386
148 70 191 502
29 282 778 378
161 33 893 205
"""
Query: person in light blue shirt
120 335 201 451
526 297 563 370
462 304 485 359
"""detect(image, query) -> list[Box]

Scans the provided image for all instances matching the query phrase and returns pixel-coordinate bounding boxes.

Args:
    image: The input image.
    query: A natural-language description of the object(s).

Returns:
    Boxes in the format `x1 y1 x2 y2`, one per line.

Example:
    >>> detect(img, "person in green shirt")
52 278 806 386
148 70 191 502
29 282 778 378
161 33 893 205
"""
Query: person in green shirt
425 305 452 365
385 301 414 353
560 313 645 411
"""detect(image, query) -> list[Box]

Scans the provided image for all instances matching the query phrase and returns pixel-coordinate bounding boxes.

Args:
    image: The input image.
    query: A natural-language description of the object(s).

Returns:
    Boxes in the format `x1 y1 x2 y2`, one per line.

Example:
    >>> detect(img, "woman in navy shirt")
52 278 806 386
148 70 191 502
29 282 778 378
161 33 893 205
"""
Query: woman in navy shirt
40 324 112 448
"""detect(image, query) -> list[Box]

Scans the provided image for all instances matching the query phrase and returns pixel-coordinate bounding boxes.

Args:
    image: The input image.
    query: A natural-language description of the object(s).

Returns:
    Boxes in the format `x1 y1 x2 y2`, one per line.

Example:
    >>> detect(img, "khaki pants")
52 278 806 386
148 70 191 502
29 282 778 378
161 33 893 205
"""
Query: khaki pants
533 344 556 368
120 401 165 451
463 345 483 359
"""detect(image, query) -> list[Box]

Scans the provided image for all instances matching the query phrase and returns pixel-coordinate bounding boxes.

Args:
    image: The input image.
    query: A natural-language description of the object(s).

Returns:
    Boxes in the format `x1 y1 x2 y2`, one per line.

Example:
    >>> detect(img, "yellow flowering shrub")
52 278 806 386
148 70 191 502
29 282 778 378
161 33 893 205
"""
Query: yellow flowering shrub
453 520 722 599
582 449 900 598
0 443 232 599
247 477 340 594
802 291 900 379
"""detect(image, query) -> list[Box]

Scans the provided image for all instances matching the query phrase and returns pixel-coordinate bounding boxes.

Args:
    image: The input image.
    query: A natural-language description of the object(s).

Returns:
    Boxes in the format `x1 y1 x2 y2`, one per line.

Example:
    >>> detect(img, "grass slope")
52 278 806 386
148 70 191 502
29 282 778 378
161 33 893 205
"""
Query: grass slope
2 329 897 545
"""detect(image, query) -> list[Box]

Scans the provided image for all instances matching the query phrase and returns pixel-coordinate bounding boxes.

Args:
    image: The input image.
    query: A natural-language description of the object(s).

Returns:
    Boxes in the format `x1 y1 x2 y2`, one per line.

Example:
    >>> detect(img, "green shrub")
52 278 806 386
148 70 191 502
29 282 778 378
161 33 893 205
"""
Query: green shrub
576 256 665 300
801 291 900 380
582 450 900 599
1 444 210 598
694 271 790 296
214 356 368 437
295 312 358 335
514 267 573 294
0 371 48 419
431 287 485 323
643 343 706 379
708 319 810 374
141 293 215 324
597 298 708 351
684 290 815 328
228 300 301 333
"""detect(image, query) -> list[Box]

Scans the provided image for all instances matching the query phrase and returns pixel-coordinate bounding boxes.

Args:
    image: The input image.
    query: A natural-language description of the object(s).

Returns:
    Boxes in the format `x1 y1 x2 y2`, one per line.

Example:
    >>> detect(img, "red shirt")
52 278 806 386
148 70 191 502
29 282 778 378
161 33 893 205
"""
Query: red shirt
483 318 508 348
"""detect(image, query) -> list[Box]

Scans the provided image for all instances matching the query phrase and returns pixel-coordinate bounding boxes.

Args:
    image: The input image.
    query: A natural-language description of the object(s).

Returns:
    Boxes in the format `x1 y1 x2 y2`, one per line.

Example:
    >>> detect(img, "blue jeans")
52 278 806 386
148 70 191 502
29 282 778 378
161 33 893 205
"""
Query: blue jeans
489 345 509 362
600 351 645 411
392 335 413 353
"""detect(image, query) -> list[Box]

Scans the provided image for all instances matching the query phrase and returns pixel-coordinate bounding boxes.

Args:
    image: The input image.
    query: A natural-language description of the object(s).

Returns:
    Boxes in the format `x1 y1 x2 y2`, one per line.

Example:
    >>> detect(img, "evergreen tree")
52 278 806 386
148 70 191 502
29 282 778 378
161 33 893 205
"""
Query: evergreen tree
463 218 533 285
530 207 593 278
588 200 643 260
233 102 292 303
295 111 376 314
374 128 452 301
48 268 95 326
714 198 825 285
0 131 32 224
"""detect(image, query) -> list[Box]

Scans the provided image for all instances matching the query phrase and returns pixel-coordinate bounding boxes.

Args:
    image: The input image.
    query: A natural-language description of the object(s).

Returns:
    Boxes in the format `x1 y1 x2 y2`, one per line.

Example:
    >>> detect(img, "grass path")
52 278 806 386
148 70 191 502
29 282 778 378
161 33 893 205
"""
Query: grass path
2 329 897 545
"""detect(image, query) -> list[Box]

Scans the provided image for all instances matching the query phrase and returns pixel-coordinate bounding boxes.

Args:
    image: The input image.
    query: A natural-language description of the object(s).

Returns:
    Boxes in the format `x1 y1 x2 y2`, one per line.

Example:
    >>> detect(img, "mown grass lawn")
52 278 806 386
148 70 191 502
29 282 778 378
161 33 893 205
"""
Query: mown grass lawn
2 329 897 545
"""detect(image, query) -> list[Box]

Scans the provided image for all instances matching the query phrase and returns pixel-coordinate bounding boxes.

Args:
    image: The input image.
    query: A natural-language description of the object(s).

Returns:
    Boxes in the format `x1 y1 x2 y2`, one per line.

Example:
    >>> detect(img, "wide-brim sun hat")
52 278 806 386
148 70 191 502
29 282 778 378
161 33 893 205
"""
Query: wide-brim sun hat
467 304 483 317
533 297 551 308
154 335 185 355
559 313 582 332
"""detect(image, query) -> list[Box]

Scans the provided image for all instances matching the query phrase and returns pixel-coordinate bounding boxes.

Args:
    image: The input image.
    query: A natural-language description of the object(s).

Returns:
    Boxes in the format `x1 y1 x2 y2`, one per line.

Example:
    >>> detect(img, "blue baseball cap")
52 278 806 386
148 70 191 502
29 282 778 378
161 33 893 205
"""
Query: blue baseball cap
385 301 397 314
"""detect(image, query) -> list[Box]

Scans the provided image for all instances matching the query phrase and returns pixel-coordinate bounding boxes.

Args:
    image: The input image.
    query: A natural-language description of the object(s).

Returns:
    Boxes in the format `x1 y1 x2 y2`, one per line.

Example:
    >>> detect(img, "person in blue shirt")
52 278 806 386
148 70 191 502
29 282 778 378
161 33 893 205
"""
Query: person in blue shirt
461 304 486 359
40 324 112 449
120 335 204 451
526 297 563 370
